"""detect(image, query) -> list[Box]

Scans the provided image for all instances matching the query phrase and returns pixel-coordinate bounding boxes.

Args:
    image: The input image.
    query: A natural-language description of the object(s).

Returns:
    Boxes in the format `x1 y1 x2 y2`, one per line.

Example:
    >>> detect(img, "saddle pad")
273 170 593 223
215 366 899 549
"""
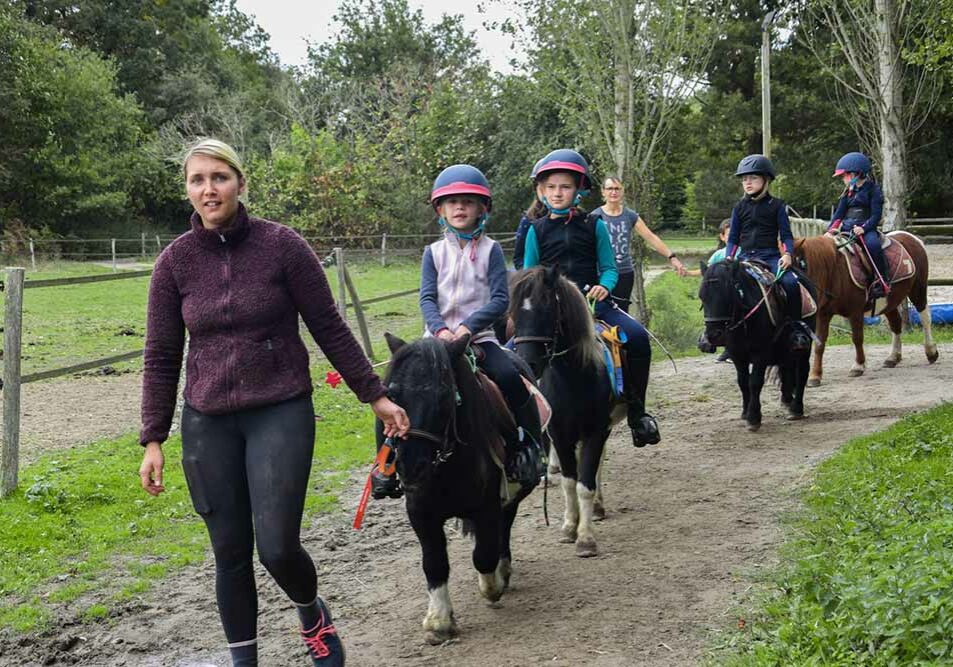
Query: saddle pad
800 284 817 319
594 320 626 398
838 233 915 290
475 371 512 468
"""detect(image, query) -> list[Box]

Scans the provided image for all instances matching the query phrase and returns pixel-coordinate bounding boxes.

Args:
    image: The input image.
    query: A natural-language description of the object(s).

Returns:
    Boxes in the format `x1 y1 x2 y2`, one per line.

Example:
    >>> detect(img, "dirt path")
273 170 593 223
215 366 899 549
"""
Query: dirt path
3 341 949 667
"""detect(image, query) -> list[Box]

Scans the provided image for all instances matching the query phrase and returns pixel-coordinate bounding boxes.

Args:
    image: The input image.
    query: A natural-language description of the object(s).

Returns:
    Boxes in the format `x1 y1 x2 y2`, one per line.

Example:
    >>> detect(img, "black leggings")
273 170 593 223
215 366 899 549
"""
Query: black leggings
477 341 530 409
612 271 635 313
181 394 317 644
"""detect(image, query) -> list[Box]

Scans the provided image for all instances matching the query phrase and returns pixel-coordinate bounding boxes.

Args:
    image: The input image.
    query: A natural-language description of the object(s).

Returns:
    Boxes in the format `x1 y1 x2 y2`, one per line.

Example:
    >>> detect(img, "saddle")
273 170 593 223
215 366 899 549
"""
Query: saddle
835 231 915 290
740 261 818 326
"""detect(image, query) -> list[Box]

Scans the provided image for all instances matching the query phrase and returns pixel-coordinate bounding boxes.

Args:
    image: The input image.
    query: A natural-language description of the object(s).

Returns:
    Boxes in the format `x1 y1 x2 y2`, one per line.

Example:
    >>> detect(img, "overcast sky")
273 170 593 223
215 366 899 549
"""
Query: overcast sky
233 0 524 73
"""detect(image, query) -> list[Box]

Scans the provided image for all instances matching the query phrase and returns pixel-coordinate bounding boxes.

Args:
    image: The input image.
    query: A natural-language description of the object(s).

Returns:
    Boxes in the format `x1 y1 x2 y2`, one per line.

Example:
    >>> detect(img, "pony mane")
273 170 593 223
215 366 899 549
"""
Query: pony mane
385 337 498 455
508 268 601 369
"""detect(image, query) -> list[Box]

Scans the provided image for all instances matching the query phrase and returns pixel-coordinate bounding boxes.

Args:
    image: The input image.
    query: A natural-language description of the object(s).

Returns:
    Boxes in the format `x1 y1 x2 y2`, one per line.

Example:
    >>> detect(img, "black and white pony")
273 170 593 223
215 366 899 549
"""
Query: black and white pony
508 266 625 558
698 260 814 430
381 333 537 645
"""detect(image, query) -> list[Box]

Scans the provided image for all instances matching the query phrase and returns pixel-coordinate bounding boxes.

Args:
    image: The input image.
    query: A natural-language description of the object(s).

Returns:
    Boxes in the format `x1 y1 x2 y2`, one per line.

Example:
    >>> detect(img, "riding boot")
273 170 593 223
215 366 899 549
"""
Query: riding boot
506 396 546 487
783 285 811 351
625 355 660 447
872 251 891 295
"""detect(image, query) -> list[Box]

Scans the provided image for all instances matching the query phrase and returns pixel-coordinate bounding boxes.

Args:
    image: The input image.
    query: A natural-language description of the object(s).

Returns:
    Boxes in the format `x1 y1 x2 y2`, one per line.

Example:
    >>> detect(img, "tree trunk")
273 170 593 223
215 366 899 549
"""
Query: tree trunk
875 0 907 230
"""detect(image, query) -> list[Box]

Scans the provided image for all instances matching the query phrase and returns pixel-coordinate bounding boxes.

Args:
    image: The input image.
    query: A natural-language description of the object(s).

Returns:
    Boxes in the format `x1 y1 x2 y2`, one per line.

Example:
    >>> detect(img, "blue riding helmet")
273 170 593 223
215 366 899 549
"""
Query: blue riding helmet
430 164 492 212
532 149 592 191
734 154 776 180
832 152 871 178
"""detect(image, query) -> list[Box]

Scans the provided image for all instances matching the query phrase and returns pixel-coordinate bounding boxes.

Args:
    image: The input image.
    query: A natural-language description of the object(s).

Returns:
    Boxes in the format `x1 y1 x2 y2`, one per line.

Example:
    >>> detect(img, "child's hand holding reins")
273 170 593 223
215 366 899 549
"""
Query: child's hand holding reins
587 285 610 302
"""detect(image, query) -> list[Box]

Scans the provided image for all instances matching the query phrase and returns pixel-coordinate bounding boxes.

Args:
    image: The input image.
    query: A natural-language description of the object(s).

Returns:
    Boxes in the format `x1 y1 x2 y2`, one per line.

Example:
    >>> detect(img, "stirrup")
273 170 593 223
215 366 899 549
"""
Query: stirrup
370 470 403 499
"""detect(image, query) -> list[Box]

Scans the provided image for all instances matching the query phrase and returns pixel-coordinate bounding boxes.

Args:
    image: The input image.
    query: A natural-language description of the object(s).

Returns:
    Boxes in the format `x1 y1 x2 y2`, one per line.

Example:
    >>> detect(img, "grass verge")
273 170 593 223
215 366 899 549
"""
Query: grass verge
712 402 953 665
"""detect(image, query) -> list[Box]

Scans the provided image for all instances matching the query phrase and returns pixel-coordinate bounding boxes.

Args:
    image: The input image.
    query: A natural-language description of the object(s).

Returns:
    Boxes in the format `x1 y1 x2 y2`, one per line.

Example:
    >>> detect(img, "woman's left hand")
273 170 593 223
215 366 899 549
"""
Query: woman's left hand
372 396 410 438
779 253 793 271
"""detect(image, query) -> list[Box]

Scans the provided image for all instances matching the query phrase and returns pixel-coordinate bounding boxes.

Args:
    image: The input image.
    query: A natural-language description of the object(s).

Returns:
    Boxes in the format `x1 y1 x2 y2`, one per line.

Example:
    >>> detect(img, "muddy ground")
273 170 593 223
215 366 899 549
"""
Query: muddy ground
1 341 949 667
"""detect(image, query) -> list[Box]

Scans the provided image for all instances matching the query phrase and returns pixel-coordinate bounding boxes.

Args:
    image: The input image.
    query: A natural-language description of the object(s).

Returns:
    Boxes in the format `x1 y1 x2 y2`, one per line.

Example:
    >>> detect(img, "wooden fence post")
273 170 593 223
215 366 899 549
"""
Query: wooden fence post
155 235 162 256
111 239 117 272
343 266 375 360
380 233 387 267
2 267 25 497
28 239 36 272
334 247 347 321
141 232 146 259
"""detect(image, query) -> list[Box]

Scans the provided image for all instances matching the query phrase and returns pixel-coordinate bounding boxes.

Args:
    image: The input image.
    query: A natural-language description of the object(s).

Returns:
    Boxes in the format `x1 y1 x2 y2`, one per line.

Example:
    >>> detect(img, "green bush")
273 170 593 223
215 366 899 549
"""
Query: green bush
645 271 703 357
715 403 953 666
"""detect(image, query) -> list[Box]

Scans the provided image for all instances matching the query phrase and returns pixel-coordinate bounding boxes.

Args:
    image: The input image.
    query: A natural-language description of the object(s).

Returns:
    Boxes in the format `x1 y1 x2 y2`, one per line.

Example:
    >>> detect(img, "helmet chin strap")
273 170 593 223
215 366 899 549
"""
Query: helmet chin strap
439 213 487 241
542 191 587 216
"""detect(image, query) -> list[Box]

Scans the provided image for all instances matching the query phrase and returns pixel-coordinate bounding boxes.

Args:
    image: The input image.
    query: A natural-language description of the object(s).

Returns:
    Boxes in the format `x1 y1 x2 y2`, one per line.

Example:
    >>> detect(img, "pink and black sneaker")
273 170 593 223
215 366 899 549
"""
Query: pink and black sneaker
301 597 345 666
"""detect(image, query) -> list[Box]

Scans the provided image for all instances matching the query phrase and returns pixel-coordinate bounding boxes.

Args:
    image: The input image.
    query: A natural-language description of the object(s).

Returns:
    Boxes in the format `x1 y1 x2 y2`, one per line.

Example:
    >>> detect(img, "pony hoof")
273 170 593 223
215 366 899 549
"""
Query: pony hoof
807 378 821 387
593 503 606 522
928 350 939 364
559 526 577 544
747 422 761 432
575 538 598 558
424 628 457 646
848 369 864 377
478 571 505 603
882 358 900 368
497 558 512 590
786 412 805 421
741 411 749 421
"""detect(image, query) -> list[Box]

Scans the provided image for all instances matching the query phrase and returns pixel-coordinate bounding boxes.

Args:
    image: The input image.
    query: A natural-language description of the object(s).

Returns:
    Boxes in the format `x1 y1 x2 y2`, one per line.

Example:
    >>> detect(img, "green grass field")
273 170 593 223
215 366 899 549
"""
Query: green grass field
712 403 953 665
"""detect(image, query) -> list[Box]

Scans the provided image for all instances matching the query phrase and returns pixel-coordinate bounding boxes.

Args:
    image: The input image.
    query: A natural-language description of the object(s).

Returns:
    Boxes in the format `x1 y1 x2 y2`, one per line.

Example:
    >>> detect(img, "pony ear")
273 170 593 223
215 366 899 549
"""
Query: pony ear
384 332 406 354
445 335 470 359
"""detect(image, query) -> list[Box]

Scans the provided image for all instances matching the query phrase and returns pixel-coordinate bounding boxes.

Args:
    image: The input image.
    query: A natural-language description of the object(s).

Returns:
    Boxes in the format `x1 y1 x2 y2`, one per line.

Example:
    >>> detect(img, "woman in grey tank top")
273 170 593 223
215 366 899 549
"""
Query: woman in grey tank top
591 176 687 312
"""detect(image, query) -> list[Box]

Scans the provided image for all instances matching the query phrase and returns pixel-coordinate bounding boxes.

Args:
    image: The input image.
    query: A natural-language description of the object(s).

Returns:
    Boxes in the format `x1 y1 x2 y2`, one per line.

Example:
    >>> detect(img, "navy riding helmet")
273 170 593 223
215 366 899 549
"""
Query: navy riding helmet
532 149 593 191
832 152 871 178
734 154 776 180
430 164 492 211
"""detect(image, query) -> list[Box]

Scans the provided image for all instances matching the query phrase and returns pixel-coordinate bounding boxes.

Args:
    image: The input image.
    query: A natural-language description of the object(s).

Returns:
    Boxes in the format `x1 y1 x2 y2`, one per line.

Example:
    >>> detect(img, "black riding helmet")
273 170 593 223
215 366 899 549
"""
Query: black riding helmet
734 154 776 181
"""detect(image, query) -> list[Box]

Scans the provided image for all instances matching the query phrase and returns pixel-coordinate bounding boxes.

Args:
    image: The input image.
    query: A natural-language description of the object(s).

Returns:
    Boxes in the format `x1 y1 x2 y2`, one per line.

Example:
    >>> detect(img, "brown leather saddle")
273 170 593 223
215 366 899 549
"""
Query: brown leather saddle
835 231 915 290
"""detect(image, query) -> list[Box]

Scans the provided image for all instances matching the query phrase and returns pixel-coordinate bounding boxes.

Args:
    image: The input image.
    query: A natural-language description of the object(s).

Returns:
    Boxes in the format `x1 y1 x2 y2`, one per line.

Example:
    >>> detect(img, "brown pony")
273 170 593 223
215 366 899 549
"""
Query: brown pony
794 232 939 385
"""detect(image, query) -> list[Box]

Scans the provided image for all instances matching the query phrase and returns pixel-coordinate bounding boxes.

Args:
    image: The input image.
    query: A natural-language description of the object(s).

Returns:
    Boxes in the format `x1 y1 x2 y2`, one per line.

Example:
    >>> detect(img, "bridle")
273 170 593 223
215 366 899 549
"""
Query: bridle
390 355 466 473
512 293 578 364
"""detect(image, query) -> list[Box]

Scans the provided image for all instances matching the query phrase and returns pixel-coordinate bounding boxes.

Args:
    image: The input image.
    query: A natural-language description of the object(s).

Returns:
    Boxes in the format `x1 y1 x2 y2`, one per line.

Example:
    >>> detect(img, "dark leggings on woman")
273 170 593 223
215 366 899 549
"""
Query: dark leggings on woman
612 271 635 313
181 394 317 645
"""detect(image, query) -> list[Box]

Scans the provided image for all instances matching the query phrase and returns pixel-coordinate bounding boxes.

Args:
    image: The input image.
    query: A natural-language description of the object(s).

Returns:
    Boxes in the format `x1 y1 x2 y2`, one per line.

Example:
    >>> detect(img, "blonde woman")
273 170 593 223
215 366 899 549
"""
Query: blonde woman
138 138 409 666
589 176 688 312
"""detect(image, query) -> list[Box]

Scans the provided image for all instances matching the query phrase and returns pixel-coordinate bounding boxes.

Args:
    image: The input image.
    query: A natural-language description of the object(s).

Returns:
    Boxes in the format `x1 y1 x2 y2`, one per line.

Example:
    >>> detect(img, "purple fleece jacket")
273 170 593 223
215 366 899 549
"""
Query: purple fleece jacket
140 203 387 445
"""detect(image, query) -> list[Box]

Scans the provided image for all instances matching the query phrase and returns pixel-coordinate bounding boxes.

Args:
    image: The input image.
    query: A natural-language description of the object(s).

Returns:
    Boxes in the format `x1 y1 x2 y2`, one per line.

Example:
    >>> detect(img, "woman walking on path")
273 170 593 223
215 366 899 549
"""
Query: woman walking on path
589 176 688 312
137 138 409 667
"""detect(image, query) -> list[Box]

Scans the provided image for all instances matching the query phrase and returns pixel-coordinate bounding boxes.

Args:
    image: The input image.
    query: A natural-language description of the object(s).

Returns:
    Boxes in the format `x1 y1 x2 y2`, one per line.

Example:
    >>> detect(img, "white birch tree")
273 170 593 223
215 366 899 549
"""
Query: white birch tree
513 0 714 322
801 0 942 229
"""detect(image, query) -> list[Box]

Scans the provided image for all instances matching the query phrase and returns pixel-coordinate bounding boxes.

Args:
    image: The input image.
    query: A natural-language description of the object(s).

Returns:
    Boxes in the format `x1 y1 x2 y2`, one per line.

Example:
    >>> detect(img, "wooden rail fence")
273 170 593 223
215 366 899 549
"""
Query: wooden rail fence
0 234 515 497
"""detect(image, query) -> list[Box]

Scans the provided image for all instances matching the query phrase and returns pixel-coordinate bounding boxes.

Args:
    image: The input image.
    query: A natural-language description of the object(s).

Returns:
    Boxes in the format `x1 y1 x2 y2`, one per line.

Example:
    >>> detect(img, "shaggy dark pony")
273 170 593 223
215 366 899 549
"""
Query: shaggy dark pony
381 333 536 645
508 266 622 558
